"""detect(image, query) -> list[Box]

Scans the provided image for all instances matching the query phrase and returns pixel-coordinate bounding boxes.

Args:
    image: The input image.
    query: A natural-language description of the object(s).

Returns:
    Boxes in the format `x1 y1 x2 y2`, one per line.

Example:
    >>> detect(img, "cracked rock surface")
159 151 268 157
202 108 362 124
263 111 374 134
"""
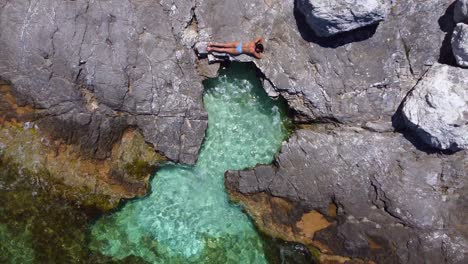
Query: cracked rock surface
227 128 468 263
1 0 468 262
0 0 207 164
196 0 468 262
196 0 452 124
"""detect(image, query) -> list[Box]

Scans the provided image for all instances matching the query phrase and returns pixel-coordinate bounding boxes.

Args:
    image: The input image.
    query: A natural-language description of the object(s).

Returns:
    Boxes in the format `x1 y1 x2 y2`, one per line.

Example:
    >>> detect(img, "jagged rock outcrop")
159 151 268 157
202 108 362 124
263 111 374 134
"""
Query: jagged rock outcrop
1 0 458 157
452 23 468 67
226 128 468 263
295 0 391 37
0 0 207 164
454 0 468 23
402 63 468 151
196 0 452 124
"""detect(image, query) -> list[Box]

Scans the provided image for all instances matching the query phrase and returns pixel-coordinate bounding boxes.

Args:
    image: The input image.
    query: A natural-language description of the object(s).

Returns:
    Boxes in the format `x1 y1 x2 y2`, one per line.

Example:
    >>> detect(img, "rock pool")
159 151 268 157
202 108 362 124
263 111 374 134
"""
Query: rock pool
90 62 291 263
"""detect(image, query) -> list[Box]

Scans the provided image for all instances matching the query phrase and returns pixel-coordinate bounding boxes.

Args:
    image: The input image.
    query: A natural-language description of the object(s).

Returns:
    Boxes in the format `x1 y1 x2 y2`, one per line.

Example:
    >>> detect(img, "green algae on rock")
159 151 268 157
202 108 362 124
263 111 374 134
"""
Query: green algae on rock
0 80 166 262
0 138 154 263
0 121 164 211
90 62 291 263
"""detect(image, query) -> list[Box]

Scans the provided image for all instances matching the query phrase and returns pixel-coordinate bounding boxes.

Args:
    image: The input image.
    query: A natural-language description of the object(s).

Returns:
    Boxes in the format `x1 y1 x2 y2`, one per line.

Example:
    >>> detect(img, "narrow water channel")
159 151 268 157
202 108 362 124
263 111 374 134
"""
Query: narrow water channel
90 63 291 263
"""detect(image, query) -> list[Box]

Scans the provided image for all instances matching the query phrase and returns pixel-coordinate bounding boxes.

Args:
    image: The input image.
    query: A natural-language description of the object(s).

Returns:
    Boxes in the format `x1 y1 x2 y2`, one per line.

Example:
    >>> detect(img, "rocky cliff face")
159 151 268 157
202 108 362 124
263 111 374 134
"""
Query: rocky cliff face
0 0 207 164
1 0 467 263
196 0 454 124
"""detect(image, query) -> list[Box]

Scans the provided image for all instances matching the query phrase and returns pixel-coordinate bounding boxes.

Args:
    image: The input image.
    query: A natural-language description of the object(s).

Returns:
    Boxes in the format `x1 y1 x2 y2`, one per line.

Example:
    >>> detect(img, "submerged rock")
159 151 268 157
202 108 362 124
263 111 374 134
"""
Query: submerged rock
226 128 468 263
452 23 468 67
454 0 468 23
295 0 391 37
402 63 468 151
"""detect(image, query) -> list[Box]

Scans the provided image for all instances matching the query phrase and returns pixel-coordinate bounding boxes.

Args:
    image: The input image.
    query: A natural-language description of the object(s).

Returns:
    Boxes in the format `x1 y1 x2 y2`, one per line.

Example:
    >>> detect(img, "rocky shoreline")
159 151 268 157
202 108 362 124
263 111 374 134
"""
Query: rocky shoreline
1 0 467 263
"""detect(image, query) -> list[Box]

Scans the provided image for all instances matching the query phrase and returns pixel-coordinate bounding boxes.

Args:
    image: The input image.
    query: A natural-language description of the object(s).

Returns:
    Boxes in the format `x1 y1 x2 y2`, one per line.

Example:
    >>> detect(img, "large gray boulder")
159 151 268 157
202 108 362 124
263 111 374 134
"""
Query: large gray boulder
295 0 392 37
0 0 207 164
227 128 468 263
402 64 468 151
454 0 468 23
452 23 468 67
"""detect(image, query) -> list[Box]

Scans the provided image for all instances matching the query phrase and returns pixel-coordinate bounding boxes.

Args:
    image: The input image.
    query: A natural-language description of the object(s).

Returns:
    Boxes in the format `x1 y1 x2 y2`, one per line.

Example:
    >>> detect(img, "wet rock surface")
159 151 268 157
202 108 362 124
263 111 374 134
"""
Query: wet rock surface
295 0 391 37
402 63 468 151
226 128 468 263
452 23 468 67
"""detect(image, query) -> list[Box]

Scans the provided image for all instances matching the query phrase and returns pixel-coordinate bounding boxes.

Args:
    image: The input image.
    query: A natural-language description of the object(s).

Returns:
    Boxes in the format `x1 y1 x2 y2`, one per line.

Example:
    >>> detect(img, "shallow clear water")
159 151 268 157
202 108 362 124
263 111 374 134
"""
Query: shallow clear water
90 63 290 263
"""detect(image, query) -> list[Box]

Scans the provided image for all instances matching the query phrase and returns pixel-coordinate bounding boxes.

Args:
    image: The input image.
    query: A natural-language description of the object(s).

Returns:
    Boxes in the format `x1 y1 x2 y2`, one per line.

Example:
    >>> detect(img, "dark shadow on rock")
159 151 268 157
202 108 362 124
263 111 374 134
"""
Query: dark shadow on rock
293 0 378 48
438 1 457 66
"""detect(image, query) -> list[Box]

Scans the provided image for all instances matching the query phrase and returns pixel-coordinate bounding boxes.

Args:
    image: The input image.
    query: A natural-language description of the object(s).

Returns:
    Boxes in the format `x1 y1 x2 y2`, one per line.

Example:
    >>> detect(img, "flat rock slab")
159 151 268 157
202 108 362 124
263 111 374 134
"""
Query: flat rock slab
296 0 391 37
452 23 468 67
402 63 468 151
454 0 468 23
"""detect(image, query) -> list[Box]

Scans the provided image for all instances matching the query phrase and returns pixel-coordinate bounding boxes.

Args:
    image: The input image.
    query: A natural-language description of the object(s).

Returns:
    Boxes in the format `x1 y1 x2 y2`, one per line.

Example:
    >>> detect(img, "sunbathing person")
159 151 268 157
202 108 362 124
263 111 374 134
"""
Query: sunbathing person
207 37 264 59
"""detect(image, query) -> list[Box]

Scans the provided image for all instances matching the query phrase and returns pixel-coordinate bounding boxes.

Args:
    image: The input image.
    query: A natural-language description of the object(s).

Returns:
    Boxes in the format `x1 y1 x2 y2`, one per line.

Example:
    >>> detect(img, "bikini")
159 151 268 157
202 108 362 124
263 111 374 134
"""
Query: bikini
236 42 242 53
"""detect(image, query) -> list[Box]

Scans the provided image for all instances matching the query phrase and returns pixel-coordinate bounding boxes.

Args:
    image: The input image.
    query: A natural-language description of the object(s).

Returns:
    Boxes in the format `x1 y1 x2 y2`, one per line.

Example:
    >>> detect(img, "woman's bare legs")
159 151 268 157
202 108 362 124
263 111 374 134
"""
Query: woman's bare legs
208 41 238 48
206 47 239 55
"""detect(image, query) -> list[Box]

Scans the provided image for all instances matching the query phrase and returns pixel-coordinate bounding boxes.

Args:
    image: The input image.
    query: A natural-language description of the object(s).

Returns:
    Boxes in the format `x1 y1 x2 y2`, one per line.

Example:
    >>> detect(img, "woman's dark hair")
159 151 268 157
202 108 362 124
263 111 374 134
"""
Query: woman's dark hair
255 43 264 53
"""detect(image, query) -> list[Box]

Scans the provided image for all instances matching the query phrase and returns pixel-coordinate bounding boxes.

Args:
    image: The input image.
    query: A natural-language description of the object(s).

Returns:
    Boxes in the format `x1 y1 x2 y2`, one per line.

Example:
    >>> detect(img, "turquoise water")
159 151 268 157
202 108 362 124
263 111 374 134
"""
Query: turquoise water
90 63 290 263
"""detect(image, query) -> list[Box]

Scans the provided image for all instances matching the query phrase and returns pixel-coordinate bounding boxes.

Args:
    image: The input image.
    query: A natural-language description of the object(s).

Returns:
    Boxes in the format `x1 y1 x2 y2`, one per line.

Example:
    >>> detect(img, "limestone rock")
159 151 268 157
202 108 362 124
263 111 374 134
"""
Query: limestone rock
454 0 468 23
197 0 450 124
296 0 391 37
0 0 207 164
452 23 468 67
402 63 468 151
226 128 468 263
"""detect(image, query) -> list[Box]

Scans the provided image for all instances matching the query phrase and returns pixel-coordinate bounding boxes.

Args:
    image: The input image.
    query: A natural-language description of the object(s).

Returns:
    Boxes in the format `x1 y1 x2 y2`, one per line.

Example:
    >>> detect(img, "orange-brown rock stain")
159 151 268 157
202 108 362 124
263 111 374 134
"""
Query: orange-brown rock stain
228 190 354 263
0 82 35 123
228 188 381 264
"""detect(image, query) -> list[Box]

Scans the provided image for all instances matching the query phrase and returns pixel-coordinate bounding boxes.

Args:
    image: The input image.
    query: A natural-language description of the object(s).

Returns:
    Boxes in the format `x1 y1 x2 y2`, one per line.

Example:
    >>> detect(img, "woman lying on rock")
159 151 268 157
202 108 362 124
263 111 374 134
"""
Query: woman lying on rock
207 37 264 59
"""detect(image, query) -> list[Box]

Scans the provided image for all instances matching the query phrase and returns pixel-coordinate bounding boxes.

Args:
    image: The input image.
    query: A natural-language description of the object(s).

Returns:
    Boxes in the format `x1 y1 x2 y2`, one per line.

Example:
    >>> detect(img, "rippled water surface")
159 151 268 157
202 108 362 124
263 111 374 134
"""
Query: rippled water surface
90 63 290 263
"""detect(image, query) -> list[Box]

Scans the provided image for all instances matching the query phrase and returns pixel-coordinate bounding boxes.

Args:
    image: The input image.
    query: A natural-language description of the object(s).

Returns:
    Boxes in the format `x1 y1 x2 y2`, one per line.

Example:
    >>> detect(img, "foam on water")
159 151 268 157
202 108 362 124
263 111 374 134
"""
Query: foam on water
90 63 290 263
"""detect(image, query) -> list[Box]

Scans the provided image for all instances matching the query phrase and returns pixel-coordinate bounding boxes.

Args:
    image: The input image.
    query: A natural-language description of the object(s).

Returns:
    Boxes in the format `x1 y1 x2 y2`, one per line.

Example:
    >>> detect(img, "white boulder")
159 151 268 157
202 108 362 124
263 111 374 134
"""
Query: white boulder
402 63 468 151
452 23 468 68
296 0 392 37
